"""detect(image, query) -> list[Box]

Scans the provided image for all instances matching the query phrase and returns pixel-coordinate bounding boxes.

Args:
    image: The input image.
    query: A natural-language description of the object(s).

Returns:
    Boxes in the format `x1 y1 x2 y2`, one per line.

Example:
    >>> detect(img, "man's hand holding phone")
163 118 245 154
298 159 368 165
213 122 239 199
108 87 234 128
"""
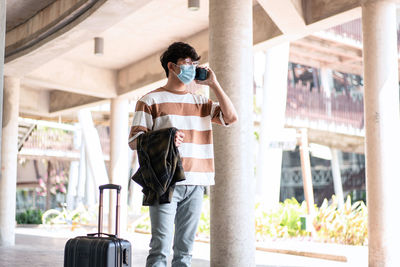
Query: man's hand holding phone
194 66 218 88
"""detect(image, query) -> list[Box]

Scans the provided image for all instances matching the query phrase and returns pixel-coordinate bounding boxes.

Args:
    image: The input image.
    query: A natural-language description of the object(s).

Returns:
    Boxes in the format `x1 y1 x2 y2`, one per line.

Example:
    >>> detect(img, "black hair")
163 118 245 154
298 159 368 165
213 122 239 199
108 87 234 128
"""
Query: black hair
160 42 201 77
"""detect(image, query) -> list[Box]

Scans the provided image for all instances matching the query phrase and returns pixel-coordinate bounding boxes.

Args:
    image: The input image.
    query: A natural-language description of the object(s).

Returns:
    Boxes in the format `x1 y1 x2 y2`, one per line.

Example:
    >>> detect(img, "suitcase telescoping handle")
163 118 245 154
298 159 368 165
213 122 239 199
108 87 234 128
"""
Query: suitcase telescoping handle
98 184 121 237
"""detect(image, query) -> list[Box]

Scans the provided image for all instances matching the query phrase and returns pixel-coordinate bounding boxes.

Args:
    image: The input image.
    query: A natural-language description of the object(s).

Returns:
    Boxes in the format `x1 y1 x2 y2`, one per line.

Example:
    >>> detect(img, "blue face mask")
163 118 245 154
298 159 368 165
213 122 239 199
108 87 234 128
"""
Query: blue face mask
174 64 196 84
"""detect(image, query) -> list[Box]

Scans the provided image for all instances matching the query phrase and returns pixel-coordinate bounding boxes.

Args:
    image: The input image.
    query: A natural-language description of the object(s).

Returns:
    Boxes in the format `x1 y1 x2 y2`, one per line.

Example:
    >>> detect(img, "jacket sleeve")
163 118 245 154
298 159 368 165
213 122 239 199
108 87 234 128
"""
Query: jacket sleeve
128 100 154 148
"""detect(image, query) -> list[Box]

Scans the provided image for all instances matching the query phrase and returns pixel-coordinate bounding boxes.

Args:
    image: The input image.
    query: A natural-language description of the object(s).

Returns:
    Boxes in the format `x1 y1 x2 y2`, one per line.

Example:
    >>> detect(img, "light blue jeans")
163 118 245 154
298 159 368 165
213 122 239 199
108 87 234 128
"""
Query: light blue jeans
146 185 205 267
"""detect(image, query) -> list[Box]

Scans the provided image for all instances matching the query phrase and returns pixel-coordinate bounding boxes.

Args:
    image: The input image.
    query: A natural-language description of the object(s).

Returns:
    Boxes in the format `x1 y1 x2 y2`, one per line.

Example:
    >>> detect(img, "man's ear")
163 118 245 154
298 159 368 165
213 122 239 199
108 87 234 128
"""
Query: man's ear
167 62 177 77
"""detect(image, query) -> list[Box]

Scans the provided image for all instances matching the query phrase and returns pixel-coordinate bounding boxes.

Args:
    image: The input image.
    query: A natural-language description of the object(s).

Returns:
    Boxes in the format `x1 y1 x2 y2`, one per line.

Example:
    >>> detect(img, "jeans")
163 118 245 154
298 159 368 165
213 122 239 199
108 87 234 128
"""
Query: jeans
146 185 205 267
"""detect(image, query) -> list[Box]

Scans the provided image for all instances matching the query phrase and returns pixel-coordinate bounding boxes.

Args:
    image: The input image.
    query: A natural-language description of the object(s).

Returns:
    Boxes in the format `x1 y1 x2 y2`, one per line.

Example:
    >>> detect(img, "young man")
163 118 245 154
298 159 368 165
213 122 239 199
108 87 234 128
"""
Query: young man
128 42 238 267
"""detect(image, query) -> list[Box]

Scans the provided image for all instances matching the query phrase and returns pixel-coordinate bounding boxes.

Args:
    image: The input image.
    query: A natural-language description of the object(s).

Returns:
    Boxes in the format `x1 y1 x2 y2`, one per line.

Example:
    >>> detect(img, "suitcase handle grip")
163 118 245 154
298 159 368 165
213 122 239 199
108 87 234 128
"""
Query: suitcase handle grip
98 184 121 237
87 232 117 238
99 184 121 192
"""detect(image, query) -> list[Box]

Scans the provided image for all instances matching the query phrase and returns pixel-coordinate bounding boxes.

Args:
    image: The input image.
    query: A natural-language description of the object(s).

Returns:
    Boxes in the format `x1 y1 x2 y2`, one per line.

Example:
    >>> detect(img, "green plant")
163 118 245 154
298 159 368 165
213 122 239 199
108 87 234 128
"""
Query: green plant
197 195 210 238
42 204 96 227
131 195 368 246
255 198 309 240
313 195 368 245
16 209 43 224
135 206 151 232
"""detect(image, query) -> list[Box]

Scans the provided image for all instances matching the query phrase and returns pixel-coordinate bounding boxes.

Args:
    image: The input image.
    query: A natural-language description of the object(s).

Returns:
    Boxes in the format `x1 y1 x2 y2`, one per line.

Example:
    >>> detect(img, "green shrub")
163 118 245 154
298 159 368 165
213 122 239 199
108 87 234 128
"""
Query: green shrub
16 209 43 224
135 206 151 232
255 198 308 240
132 195 368 246
197 195 210 238
41 204 97 226
255 195 368 245
314 195 367 245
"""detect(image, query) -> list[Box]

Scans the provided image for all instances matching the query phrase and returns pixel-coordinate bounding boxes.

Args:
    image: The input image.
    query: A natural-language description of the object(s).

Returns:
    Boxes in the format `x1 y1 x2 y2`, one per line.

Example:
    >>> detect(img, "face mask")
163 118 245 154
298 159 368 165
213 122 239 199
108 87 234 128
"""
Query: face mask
174 64 196 84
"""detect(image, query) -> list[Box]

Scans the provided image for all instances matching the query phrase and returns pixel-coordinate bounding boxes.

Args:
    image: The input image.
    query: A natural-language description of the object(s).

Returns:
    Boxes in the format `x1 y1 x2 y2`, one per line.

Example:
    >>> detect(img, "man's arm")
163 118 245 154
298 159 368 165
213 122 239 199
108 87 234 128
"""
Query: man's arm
209 80 238 125
128 99 153 151
195 67 238 124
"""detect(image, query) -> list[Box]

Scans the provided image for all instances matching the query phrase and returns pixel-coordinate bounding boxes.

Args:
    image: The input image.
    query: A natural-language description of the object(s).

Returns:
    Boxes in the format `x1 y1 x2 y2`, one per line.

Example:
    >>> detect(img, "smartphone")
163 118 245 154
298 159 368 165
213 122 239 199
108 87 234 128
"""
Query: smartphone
195 67 208 81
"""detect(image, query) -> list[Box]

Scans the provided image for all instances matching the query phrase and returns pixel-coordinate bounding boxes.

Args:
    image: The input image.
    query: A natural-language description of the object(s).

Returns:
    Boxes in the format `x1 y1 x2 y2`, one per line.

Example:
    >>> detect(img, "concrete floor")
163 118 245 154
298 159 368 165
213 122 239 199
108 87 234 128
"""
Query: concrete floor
0 227 367 267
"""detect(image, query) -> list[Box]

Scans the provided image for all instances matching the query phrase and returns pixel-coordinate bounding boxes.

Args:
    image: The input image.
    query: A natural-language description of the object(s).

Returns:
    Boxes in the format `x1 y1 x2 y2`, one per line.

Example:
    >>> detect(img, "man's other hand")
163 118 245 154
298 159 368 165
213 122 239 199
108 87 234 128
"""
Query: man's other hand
175 131 185 147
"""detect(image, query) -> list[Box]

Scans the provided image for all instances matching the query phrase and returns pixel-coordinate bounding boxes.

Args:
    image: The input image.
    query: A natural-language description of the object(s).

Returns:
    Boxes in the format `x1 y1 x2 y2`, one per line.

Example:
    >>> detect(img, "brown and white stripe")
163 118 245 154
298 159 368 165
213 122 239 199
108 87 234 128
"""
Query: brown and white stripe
128 87 228 185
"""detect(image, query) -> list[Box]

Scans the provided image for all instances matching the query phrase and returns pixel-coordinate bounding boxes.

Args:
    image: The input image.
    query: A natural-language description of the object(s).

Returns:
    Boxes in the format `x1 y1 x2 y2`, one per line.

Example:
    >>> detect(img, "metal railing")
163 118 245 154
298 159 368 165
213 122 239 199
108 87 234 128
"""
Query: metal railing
285 83 364 130
280 165 365 205
23 127 77 151
280 165 365 188
324 19 362 44
21 125 110 156
322 18 400 51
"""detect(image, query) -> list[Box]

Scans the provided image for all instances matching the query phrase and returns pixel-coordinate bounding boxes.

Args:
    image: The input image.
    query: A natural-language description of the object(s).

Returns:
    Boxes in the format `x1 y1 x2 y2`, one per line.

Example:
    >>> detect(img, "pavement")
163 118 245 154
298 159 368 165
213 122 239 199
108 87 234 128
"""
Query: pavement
0 226 368 267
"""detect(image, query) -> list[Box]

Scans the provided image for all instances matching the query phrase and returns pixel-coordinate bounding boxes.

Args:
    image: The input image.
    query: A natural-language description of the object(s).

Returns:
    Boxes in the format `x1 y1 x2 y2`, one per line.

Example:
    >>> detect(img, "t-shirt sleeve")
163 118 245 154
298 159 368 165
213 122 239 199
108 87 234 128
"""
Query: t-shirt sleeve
128 100 153 146
209 99 229 126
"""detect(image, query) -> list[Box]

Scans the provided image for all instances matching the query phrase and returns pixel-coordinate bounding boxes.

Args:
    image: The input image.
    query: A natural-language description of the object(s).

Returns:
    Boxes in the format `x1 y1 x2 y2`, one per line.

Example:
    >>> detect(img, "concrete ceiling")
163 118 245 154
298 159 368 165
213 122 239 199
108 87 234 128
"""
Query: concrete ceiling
6 0 57 31
62 0 210 70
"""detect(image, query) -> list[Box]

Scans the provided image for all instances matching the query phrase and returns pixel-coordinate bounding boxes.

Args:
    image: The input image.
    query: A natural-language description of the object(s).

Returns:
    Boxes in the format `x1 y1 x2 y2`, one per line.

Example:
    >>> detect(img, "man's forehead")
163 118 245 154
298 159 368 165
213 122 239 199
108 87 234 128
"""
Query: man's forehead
178 57 194 63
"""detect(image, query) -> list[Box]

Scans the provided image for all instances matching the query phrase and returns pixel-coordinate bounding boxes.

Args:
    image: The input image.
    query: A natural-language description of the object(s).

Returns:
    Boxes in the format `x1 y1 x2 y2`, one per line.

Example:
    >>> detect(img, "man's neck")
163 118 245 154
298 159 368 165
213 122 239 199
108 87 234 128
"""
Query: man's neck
164 77 186 92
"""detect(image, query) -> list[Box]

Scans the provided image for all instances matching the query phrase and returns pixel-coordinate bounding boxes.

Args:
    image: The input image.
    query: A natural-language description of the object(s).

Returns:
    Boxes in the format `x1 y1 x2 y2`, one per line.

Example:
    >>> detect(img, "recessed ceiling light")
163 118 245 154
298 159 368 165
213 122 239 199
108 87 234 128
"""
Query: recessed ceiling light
188 0 200 11
94 37 104 56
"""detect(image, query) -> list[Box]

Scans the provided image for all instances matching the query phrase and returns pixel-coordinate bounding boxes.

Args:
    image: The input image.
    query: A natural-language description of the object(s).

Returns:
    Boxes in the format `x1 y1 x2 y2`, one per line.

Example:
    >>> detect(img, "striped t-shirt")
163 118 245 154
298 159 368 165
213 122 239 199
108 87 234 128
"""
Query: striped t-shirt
128 87 228 185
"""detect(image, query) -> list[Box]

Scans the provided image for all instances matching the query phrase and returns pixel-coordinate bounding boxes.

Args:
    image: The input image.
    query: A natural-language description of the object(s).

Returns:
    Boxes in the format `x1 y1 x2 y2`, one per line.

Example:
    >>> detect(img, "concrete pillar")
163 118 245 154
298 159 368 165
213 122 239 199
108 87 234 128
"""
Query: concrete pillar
78 109 109 231
85 154 96 207
209 0 255 266
256 43 289 210
362 1 400 266
331 149 344 208
320 68 333 96
109 97 129 234
0 77 20 246
45 161 52 210
78 109 109 196
66 161 79 210
298 128 315 215
66 125 81 210
128 149 142 215
0 0 6 169
320 68 333 117
77 142 87 205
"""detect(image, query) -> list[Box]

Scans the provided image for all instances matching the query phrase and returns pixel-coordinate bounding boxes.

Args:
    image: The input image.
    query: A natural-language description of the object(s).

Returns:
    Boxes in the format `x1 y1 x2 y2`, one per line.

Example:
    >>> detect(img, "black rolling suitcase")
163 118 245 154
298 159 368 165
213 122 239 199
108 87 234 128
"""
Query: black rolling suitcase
64 184 131 267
